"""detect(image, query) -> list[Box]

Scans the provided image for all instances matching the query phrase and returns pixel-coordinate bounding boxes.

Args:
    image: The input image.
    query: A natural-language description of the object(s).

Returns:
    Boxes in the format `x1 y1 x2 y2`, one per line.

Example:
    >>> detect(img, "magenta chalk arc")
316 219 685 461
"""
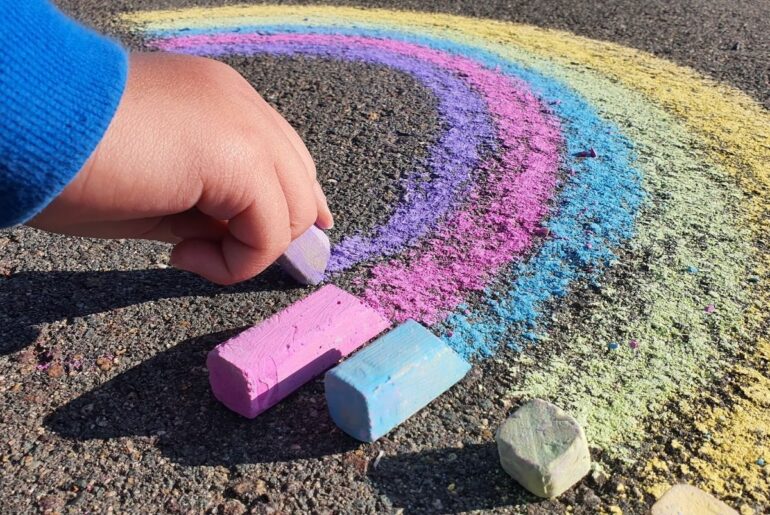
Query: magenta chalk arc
154 33 563 326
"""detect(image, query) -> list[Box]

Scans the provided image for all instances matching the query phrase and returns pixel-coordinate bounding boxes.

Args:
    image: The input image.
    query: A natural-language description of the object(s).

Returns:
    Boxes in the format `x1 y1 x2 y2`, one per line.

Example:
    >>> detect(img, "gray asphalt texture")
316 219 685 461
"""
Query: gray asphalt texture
1 0 768 513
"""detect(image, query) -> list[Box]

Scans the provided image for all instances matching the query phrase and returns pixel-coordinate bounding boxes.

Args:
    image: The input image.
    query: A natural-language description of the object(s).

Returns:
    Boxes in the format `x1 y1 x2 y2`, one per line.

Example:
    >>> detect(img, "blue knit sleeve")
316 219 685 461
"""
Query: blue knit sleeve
0 1 128 227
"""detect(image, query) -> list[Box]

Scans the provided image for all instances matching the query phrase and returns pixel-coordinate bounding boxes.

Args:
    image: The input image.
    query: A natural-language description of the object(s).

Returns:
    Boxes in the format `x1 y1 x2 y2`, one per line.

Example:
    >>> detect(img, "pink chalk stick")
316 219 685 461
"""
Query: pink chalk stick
277 226 330 285
207 285 390 418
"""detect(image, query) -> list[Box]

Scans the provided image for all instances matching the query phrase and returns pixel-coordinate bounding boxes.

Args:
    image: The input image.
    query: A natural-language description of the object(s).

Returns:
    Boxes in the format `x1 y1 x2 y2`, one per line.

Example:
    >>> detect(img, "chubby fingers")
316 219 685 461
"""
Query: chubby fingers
169 115 324 284
263 102 334 229
170 157 292 284
139 208 228 243
269 130 320 241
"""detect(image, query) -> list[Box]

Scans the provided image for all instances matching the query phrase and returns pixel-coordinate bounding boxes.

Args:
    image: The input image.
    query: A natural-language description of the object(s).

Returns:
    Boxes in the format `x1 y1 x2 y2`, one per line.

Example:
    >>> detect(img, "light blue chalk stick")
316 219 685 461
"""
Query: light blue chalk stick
325 320 471 442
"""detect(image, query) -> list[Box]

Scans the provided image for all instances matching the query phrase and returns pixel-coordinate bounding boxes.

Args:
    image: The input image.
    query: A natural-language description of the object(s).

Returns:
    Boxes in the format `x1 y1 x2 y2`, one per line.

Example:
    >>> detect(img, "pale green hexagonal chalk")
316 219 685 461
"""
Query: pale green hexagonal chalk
496 399 591 498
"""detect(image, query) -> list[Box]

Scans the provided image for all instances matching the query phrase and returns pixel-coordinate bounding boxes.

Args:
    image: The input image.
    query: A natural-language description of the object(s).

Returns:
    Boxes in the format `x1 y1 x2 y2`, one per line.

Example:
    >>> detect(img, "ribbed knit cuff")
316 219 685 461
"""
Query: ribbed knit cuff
0 1 128 227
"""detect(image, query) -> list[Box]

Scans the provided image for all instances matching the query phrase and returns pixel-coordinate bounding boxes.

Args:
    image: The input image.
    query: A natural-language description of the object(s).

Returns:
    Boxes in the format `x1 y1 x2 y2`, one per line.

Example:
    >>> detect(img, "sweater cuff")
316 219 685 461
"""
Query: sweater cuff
0 1 128 227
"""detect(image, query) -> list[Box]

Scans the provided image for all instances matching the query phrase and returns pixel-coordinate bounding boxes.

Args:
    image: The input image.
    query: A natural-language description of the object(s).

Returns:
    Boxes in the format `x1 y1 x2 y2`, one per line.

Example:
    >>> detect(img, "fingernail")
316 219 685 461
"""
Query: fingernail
316 213 334 230
314 182 334 229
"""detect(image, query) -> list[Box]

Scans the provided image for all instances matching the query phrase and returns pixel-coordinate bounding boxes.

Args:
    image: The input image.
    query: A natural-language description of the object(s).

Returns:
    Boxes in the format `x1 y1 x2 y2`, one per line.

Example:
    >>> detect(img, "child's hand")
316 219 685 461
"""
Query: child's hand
28 52 333 285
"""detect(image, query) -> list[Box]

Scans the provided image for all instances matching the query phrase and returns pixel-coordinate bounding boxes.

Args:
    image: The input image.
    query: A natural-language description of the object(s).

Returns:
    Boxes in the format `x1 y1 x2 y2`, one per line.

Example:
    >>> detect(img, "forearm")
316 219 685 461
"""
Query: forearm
0 0 128 227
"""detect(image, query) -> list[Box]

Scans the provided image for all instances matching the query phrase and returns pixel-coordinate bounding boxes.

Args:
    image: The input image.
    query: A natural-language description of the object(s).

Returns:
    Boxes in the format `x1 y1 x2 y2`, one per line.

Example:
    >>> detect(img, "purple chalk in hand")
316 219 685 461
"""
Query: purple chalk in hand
277 226 331 285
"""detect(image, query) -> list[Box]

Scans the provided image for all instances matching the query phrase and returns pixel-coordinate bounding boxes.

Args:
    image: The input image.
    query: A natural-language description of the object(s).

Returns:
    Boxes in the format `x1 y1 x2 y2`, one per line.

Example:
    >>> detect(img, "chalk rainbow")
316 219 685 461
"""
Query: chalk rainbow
123 5 770 502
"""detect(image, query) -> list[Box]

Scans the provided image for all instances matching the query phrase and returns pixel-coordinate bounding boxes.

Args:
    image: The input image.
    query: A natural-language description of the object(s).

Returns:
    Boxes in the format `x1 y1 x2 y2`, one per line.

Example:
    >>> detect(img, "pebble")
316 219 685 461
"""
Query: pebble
651 484 737 515
221 499 247 515
373 450 385 469
495 399 591 498
37 494 66 512
46 363 64 379
343 453 369 475
96 356 113 371
582 489 601 508
590 469 608 487
229 480 252 498
575 148 598 158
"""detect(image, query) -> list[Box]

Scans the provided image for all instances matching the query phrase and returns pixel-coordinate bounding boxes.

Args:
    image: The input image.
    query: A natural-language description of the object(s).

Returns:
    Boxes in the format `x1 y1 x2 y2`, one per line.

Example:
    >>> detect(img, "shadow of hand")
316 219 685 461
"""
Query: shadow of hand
44 329 357 466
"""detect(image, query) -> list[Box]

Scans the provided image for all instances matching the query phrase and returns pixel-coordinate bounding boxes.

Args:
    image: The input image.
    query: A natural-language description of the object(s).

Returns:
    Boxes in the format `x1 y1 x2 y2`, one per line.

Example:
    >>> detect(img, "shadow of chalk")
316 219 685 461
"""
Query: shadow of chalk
369 442 545 513
44 329 357 466
0 266 298 355
267 347 343 406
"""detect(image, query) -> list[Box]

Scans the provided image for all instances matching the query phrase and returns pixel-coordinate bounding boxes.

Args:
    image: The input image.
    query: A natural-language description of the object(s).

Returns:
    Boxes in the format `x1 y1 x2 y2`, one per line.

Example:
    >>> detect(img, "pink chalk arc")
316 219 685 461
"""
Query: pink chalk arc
357 37 562 324
153 32 563 327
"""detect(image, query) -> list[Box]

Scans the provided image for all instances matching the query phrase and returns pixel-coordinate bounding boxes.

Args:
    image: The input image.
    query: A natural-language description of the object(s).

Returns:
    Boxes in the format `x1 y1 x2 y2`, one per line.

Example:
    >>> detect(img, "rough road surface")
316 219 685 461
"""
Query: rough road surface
1 1 768 513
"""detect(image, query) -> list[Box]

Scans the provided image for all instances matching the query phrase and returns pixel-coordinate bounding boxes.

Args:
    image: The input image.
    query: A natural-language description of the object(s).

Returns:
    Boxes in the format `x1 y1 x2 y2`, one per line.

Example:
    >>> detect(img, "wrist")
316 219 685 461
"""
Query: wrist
0 1 128 228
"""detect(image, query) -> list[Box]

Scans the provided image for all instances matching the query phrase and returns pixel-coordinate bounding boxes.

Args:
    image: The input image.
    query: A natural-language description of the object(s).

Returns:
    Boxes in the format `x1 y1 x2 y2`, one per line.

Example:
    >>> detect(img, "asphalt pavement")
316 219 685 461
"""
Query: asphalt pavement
1 1 767 513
